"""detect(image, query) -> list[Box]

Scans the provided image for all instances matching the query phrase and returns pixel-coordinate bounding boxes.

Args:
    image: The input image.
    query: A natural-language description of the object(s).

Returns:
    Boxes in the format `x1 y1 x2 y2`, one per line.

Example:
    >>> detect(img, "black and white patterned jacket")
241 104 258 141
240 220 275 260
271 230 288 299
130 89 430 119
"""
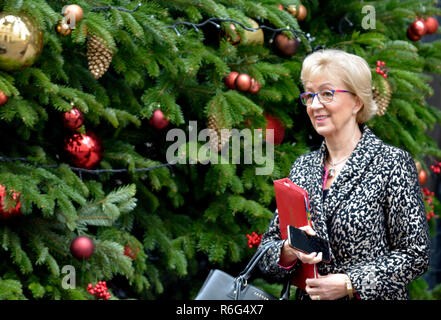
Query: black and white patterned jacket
258 124 430 300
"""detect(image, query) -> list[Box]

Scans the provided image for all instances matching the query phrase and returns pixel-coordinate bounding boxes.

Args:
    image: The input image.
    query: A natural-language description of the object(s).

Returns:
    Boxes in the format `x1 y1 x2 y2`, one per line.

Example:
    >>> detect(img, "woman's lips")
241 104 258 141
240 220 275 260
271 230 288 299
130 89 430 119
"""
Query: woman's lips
315 115 328 123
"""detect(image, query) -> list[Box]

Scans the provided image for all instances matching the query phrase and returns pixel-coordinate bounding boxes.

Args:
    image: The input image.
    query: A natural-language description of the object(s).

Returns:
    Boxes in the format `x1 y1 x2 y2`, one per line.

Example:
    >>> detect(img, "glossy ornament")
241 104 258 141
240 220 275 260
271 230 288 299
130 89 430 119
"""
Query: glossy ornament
63 4 84 26
235 73 252 92
227 19 264 46
248 78 261 94
424 17 439 35
64 131 103 169
62 106 84 131
274 33 300 57
224 71 239 90
56 19 72 36
265 114 285 145
406 27 421 41
148 109 169 130
415 160 422 173
287 4 307 21
242 19 264 45
419 169 428 185
227 24 241 45
410 19 426 37
70 236 94 260
0 13 43 71
0 91 8 106
0 184 21 219
124 245 140 260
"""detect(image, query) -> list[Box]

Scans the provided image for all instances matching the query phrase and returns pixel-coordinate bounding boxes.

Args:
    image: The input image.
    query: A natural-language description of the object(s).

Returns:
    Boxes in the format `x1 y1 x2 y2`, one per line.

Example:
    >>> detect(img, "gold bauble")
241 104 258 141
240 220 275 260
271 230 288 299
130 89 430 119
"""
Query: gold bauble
242 18 264 45
415 160 422 173
0 12 43 71
56 20 72 37
287 4 307 22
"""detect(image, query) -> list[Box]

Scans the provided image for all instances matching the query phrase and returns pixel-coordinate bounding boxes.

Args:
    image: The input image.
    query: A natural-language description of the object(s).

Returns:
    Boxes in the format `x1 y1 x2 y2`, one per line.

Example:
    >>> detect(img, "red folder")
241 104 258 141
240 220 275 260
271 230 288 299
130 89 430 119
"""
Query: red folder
273 178 317 291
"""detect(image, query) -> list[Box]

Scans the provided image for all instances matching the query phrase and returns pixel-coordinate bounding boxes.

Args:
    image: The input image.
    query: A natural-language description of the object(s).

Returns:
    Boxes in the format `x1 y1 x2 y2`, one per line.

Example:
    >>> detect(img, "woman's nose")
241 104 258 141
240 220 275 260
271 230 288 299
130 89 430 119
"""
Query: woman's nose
309 95 323 108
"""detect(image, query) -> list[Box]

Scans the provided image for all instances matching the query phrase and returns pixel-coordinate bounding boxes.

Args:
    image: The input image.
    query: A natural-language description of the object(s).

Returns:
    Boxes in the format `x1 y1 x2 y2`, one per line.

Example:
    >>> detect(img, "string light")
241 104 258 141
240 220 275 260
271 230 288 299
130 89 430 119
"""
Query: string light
0 156 178 175
56 2 320 46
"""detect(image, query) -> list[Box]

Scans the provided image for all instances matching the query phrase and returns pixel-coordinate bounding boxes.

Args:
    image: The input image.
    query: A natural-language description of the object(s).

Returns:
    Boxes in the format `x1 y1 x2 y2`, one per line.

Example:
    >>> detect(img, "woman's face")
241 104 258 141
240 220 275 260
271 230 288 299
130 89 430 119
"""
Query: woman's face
303 76 361 138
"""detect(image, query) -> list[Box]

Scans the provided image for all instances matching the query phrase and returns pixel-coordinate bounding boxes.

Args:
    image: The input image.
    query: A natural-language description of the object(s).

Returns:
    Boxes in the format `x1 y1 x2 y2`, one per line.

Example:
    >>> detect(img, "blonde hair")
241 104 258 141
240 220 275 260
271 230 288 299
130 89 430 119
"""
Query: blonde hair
300 49 377 123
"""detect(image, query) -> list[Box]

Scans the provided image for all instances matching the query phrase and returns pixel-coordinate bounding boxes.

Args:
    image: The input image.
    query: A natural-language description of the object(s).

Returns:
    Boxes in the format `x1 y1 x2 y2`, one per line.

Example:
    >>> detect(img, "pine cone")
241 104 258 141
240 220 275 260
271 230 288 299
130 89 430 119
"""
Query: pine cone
372 77 392 116
87 35 114 79
207 115 230 152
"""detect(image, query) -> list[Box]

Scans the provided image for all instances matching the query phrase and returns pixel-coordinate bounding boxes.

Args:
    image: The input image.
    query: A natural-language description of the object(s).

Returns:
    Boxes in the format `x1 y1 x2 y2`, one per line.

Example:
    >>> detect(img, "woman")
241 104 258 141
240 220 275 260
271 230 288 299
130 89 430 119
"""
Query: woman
258 49 430 300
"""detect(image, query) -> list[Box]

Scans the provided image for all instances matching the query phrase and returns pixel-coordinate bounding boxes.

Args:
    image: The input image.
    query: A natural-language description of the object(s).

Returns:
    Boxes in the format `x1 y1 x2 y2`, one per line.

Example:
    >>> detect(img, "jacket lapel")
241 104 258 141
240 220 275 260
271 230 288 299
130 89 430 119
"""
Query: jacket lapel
307 141 329 242
322 125 382 221
304 125 382 272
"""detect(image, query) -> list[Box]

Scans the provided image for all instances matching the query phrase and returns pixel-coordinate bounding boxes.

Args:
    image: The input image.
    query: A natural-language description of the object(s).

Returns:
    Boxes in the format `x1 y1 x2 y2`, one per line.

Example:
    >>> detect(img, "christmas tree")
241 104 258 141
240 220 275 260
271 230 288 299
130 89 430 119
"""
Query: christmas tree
1 0 441 300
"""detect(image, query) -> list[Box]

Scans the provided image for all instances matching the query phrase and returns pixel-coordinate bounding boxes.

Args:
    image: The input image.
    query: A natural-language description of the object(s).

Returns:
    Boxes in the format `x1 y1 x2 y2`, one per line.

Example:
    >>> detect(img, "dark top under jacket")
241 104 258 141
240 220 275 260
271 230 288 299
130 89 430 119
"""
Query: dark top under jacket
257 124 430 300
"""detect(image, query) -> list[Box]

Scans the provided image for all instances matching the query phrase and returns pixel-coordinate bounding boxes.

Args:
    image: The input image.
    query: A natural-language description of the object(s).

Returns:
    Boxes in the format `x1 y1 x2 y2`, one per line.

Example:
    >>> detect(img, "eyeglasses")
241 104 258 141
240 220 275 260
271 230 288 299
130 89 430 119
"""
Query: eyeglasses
299 89 354 106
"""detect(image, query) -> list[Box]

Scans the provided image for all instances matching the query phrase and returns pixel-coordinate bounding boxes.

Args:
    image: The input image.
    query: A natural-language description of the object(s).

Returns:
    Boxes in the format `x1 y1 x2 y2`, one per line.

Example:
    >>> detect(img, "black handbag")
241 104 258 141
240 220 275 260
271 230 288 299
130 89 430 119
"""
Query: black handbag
195 243 291 300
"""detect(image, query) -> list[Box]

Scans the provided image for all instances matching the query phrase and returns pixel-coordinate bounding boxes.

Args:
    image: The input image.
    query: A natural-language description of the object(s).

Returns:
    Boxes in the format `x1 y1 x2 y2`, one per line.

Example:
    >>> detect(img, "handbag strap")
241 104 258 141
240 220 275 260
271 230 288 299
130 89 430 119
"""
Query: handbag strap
238 242 273 281
234 242 292 300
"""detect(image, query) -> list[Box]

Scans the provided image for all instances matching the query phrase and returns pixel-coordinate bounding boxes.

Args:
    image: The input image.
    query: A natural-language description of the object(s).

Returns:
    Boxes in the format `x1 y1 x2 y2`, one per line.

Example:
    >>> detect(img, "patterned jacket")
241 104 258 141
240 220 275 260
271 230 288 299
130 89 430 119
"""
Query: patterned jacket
258 124 430 300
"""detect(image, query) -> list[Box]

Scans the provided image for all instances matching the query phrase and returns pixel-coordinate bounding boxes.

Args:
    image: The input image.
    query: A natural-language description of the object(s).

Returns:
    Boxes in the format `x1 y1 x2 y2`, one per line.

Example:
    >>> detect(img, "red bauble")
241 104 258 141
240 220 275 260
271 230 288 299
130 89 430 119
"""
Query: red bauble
248 78 261 94
148 109 169 130
407 27 421 41
124 245 140 260
0 91 8 106
410 19 427 37
235 73 252 92
70 236 94 260
425 17 439 35
64 131 103 169
0 185 21 220
419 169 428 185
264 114 285 145
62 107 84 131
227 24 241 45
274 34 299 57
224 71 239 90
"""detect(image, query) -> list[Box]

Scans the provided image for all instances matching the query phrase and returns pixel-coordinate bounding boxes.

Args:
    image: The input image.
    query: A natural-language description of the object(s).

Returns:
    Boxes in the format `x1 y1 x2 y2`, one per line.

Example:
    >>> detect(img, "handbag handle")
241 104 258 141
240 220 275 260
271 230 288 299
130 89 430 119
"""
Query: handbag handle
234 242 292 300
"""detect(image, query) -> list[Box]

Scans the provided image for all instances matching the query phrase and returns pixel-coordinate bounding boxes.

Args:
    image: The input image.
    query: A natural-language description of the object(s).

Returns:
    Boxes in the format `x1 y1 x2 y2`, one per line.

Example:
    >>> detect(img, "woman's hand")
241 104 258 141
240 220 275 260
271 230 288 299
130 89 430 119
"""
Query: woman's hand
280 225 323 266
305 274 349 300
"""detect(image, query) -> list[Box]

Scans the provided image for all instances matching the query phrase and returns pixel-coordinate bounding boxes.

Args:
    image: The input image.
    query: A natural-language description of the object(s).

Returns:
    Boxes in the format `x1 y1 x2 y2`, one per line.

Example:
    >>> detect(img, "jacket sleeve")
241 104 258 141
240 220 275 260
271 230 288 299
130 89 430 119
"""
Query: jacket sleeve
346 150 430 300
257 210 300 282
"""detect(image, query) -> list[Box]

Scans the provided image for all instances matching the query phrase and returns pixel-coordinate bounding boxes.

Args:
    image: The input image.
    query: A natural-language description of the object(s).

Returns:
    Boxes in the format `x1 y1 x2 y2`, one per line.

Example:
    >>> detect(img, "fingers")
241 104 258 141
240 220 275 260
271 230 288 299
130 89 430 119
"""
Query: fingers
305 279 324 300
297 251 323 264
299 225 316 237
